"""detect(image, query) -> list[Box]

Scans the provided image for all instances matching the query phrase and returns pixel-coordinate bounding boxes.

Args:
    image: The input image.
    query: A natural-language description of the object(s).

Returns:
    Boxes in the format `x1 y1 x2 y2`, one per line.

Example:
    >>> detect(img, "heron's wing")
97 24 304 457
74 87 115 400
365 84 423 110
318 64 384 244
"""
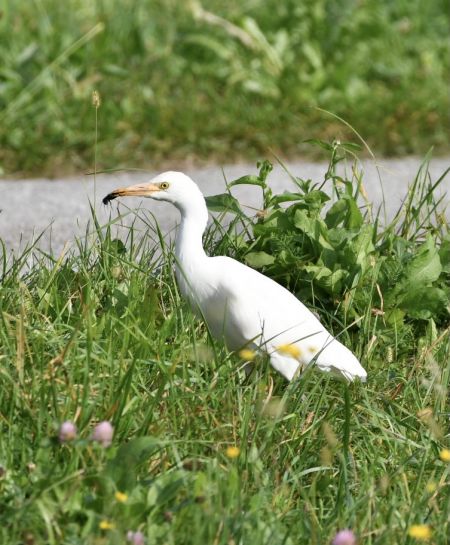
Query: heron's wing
212 256 325 347
213 256 367 382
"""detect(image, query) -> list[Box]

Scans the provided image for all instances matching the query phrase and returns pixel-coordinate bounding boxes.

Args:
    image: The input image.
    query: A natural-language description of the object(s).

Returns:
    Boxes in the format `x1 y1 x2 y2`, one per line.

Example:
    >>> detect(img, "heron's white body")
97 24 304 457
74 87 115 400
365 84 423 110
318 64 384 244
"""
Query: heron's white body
106 171 367 382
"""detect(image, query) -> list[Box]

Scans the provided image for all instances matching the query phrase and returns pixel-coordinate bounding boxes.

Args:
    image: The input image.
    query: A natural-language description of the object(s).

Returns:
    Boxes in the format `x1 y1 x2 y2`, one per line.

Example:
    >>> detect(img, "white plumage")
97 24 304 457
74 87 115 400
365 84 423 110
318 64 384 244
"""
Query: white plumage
103 171 367 382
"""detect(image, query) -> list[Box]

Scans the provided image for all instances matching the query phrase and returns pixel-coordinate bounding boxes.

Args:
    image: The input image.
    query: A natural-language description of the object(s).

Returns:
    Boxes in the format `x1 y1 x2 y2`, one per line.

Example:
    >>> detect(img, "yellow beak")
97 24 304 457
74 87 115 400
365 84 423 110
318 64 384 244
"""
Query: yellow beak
103 183 160 204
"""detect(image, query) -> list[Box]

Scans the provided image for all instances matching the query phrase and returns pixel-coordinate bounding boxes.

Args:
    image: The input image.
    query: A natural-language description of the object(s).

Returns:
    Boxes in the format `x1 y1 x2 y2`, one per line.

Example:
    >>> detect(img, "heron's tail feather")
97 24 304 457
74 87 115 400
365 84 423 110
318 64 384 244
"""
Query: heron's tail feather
315 339 367 382
268 337 367 382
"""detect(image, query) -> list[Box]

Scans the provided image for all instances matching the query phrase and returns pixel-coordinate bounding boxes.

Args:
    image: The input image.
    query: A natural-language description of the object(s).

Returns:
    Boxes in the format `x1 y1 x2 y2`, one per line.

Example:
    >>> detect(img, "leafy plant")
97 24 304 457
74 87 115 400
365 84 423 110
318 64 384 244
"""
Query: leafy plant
206 142 450 362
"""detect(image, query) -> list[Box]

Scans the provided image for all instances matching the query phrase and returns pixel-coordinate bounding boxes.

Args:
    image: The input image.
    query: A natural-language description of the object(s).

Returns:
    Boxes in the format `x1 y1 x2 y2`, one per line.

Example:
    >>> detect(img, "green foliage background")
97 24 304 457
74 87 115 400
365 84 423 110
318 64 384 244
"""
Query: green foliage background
0 0 449 175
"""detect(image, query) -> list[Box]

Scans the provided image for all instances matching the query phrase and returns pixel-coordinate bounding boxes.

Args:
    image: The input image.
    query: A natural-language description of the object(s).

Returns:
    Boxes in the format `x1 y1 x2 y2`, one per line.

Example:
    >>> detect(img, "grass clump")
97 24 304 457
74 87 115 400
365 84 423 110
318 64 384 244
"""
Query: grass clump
0 0 449 175
0 146 449 544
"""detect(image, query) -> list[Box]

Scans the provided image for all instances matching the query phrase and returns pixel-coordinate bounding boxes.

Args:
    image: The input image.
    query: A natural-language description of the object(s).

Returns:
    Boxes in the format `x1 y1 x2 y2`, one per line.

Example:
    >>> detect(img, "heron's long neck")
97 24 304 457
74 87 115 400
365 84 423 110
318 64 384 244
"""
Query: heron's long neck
175 194 208 266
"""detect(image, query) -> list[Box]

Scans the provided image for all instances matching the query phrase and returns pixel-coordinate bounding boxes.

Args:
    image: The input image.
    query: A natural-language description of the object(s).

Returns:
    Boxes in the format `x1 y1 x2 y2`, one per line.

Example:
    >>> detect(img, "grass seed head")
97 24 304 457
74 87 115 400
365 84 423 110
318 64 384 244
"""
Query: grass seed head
92 90 101 108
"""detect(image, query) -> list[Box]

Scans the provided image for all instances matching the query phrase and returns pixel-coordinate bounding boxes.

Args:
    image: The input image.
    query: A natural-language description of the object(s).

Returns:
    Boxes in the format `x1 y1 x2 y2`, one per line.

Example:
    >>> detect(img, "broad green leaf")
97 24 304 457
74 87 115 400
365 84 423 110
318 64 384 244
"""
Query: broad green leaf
107 436 162 490
325 197 363 229
253 209 292 236
349 226 375 269
345 197 363 228
402 237 442 286
399 286 448 319
245 251 275 268
303 190 330 210
327 227 350 248
304 265 347 294
325 199 347 228
340 141 363 152
228 175 265 188
268 192 303 206
303 138 333 151
205 193 242 215
294 209 333 250
439 235 450 273
385 308 405 326
294 209 316 237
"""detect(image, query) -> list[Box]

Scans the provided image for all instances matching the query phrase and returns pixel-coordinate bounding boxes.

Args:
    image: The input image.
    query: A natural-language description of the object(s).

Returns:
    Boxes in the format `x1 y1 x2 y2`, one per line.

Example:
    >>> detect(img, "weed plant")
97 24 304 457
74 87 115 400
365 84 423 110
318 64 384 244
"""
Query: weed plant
0 144 449 544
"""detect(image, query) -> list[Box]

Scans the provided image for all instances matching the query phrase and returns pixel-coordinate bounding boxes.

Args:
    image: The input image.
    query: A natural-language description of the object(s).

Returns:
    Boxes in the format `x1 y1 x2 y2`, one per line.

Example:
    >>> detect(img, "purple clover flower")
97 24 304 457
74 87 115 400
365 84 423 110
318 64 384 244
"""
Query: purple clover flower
91 421 114 447
127 530 145 545
332 529 357 545
59 421 77 442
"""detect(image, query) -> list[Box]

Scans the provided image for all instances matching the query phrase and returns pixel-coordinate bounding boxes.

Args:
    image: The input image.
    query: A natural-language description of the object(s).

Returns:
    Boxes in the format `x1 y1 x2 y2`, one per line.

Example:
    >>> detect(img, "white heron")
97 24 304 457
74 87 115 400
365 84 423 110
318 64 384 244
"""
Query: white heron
103 172 367 382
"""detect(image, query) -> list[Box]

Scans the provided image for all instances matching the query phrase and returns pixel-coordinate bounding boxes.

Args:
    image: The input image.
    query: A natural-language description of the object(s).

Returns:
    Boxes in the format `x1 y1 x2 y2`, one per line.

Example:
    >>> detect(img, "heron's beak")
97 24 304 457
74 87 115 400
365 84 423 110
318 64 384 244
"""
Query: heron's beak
102 183 160 205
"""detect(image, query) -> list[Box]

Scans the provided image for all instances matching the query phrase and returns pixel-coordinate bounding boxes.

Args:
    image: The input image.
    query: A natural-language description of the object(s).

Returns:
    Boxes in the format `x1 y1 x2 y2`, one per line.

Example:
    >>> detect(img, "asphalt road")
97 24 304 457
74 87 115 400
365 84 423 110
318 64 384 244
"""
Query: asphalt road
1 157 449 256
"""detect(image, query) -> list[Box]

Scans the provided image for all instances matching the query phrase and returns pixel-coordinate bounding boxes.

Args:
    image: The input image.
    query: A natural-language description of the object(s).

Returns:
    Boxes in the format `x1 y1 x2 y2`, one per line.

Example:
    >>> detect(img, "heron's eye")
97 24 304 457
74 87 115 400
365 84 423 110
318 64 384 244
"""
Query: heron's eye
159 182 170 190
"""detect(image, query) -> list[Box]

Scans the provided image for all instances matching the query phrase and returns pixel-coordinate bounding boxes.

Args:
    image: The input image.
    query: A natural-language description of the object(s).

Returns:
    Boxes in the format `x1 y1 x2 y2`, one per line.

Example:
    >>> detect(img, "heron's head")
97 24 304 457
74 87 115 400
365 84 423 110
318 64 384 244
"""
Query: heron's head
102 171 203 209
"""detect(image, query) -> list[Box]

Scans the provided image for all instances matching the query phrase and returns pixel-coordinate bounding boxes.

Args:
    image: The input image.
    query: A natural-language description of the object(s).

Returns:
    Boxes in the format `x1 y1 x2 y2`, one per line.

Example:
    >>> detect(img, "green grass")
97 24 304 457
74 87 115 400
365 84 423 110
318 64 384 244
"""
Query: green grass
0 146 449 544
0 0 449 175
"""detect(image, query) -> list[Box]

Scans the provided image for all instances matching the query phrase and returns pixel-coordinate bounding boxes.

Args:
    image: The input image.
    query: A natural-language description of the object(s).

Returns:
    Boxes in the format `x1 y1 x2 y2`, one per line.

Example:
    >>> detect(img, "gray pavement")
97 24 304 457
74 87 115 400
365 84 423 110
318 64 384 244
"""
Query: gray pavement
1 157 449 256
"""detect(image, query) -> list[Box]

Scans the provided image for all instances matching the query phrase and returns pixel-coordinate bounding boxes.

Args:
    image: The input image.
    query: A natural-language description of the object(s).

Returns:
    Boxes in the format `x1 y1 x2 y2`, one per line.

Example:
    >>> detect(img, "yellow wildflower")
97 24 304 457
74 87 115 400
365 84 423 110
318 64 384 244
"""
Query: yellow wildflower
408 524 432 541
99 520 115 530
277 344 301 358
115 491 128 503
439 448 450 462
225 446 240 459
425 481 437 493
238 348 256 361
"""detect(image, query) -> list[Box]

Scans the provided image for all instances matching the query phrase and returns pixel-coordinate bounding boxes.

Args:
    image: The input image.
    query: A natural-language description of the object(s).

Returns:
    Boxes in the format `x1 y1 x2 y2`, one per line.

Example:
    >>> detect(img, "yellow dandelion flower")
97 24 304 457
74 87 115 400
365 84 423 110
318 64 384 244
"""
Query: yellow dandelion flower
225 446 240 459
238 348 256 361
425 481 437 493
439 448 450 462
277 344 301 358
114 491 128 503
408 524 432 541
99 520 115 530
